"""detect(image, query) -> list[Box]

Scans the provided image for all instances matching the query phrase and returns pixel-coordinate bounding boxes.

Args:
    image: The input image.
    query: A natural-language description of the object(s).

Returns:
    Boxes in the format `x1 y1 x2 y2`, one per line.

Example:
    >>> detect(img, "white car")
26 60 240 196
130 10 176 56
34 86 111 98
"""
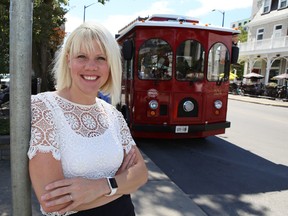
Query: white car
0 74 10 89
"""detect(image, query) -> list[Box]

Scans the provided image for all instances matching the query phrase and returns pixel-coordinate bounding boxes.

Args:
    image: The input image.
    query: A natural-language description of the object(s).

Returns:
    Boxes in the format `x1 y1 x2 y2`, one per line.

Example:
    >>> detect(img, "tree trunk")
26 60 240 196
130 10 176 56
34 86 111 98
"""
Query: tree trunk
40 42 48 91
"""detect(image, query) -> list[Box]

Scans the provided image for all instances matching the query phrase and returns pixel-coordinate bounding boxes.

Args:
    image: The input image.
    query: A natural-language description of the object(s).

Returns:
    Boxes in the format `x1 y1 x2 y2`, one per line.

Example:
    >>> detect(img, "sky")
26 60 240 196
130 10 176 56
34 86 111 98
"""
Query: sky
64 0 253 36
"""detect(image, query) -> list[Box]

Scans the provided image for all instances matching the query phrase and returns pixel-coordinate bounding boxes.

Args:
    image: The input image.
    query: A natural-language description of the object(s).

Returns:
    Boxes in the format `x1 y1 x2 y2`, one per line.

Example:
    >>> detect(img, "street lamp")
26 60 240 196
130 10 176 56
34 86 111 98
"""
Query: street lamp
83 3 96 22
212 9 225 27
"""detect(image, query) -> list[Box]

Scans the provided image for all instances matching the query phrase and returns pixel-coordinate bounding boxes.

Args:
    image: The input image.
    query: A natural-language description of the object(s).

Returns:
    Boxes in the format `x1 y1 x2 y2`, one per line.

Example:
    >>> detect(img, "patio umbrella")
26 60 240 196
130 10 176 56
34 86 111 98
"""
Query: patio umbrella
272 73 288 94
271 73 288 80
271 73 288 99
243 72 264 79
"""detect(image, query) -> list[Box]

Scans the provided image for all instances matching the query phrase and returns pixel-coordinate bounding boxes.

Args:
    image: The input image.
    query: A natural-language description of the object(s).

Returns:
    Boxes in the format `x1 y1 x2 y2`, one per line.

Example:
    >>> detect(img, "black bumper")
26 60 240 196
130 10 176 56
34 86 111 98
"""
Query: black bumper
132 121 231 133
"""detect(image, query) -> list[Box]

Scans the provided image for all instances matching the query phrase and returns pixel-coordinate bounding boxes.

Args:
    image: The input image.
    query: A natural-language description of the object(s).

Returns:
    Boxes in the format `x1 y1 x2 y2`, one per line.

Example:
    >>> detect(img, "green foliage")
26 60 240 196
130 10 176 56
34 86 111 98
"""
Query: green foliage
0 0 68 90
98 0 109 4
33 0 67 45
233 27 247 79
32 0 68 91
238 26 248 43
231 62 244 79
0 1 9 74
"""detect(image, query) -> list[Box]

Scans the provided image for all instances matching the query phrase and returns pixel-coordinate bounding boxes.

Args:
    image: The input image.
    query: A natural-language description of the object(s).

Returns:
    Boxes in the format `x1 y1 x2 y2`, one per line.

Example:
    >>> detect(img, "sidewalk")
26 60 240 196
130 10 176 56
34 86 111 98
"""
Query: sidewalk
228 93 288 108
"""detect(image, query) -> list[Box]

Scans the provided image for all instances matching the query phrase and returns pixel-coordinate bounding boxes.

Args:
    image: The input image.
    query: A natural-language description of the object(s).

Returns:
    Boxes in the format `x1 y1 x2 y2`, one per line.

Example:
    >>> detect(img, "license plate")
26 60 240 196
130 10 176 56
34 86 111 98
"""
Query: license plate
175 126 189 133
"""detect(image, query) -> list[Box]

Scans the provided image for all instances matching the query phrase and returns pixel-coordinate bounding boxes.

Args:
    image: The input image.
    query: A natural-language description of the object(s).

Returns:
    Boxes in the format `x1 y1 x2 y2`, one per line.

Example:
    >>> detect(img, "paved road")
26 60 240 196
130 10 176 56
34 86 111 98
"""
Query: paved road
137 97 288 216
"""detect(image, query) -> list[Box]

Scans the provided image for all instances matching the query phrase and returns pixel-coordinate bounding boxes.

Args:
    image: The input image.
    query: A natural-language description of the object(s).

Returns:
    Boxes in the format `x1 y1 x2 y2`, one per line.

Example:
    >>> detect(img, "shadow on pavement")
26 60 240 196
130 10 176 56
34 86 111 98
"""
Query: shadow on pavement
136 136 288 216
0 160 42 215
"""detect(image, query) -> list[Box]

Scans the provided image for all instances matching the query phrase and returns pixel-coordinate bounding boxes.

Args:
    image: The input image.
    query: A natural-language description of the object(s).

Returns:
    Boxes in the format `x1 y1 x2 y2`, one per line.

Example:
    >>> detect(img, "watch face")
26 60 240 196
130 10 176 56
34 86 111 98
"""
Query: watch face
109 178 118 188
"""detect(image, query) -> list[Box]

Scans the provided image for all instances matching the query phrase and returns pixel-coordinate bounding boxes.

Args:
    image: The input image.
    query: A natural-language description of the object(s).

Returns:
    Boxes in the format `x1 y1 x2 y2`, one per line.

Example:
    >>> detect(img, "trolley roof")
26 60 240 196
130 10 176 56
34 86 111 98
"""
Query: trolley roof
117 14 240 40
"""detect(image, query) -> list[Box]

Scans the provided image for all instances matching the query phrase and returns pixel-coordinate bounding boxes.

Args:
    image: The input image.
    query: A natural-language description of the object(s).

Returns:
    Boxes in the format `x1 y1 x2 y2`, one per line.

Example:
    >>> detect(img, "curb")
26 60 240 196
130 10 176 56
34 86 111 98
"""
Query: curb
228 94 288 108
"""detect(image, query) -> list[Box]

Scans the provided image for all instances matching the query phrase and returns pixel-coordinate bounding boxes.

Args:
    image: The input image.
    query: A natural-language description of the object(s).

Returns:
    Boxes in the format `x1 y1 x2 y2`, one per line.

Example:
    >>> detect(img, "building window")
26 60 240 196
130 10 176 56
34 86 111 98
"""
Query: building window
257 28 264 40
279 0 287 8
263 0 271 13
275 25 282 30
273 25 282 37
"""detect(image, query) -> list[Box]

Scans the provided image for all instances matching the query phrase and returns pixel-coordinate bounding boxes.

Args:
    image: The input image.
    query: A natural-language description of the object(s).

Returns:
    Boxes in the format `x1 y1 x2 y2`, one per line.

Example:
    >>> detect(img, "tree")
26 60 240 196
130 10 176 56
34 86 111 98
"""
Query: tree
235 26 248 79
0 0 68 88
32 0 68 91
238 26 248 43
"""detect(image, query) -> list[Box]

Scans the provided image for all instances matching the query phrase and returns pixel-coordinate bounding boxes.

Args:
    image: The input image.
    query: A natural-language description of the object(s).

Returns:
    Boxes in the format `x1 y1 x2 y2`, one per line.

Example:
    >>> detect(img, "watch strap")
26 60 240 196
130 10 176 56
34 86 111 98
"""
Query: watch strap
105 177 118 196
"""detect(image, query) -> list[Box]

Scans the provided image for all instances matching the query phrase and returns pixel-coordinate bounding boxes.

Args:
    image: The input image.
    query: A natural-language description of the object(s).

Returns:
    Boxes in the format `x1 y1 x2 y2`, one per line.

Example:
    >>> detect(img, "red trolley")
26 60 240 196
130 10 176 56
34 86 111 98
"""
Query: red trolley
116 14 239 139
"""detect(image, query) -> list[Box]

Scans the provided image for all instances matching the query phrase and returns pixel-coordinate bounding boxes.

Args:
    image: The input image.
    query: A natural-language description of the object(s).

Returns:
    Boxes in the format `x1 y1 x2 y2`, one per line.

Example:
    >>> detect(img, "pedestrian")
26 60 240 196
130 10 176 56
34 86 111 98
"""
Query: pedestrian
27 22 148 216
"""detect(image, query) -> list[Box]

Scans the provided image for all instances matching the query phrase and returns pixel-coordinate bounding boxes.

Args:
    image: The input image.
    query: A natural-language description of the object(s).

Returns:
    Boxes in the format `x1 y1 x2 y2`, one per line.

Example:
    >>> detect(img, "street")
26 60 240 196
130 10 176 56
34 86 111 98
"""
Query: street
137 99 288 216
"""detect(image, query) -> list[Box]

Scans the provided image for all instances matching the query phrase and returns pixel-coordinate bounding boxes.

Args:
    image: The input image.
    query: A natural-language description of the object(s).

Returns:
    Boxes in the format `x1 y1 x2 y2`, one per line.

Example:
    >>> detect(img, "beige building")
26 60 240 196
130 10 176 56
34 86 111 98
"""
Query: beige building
238 0 288 86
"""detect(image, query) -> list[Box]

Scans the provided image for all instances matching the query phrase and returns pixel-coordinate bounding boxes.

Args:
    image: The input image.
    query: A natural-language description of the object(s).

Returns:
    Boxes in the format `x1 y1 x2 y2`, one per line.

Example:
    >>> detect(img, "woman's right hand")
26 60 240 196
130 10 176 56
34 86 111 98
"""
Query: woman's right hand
41 177 110 214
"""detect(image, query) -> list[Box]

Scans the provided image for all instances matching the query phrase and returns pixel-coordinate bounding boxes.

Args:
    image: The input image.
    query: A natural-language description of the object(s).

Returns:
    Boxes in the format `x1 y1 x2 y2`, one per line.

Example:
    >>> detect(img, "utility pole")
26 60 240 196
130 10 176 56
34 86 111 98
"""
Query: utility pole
9 0 33 215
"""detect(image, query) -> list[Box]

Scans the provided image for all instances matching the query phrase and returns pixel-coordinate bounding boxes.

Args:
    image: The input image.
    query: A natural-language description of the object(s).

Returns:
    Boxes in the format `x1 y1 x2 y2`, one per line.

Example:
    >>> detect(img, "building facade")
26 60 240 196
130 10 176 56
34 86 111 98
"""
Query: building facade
231 18 251 31
238 0 288 86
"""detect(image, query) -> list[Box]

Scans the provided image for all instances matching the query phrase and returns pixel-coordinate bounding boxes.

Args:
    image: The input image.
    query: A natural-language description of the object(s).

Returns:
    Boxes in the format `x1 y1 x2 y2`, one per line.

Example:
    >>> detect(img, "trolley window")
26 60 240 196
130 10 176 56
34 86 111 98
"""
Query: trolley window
138 39 172 80
176 40 205 81
207 43 230 81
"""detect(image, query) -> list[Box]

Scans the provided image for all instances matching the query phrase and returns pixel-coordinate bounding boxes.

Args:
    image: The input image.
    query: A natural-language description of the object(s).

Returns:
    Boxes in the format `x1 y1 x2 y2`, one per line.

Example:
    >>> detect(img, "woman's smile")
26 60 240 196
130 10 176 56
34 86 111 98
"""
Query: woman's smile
82 75 99 81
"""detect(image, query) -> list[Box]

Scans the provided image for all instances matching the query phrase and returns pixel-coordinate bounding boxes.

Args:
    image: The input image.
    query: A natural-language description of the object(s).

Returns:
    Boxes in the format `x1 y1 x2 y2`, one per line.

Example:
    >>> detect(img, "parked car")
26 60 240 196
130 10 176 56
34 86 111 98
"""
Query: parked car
0 74 10 89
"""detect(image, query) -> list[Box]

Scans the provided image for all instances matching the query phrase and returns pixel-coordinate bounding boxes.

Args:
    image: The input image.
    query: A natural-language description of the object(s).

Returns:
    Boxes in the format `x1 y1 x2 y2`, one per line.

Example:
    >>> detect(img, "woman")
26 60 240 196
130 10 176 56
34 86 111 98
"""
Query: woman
28 22 148 215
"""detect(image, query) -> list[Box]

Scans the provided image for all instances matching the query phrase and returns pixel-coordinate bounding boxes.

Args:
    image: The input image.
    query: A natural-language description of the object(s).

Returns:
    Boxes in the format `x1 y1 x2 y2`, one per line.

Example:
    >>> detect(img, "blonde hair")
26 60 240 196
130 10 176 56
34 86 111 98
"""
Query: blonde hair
53 22 122 106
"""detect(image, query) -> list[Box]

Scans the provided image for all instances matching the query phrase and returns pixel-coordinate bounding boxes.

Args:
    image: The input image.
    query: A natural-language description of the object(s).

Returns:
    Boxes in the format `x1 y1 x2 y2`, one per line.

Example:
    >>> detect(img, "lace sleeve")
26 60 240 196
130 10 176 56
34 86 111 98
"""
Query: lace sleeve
110 106 136 153
27 95 60 160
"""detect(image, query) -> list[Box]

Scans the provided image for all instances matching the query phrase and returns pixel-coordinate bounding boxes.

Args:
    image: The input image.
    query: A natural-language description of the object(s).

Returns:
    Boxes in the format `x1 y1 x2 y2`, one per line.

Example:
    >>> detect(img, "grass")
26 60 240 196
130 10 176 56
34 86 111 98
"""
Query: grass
0 117 10 135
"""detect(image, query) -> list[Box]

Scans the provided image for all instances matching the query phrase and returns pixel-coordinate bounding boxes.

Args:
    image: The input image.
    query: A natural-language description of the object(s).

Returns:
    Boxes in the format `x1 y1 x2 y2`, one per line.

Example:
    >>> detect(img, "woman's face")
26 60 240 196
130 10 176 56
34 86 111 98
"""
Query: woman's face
67 40 110 100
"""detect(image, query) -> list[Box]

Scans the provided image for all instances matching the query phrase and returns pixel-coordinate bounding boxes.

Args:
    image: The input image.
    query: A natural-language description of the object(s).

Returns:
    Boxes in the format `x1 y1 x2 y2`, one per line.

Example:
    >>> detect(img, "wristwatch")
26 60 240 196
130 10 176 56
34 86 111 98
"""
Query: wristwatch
105 177 118 196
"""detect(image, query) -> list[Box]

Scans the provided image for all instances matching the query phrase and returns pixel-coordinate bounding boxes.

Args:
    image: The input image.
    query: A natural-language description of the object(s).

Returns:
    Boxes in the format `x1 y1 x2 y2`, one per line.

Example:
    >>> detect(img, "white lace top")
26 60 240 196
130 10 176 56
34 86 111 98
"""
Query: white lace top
27 91 135 215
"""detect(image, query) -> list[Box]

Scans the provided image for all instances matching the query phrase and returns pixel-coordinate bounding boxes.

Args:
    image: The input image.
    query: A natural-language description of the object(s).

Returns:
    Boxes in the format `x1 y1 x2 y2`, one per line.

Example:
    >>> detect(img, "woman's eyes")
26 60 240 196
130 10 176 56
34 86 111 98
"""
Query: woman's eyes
76 55 86 59
97 56 106 61
75 55 106 61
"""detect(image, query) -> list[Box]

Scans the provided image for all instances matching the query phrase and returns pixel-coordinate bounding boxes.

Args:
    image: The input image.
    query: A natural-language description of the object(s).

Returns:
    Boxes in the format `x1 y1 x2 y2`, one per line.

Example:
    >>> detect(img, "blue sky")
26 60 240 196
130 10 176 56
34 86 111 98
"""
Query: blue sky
65 0 253 35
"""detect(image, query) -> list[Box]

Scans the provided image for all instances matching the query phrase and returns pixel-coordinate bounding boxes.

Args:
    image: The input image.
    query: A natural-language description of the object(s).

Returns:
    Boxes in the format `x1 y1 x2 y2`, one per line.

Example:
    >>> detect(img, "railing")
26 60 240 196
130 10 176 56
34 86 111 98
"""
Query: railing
239 36 288 52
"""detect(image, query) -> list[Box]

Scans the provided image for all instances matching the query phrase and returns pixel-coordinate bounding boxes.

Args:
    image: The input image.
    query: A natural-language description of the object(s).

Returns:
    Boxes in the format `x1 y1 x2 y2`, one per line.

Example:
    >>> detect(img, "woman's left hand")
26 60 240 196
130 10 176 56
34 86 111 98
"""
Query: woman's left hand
116 146 137 175
41 177 107 214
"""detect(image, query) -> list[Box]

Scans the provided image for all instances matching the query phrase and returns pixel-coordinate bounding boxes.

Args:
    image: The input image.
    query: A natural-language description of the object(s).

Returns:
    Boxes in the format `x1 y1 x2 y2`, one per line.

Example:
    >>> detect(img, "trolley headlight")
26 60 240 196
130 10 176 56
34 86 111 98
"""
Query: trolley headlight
214 100 223 109
149 100 158 110
183 101 194 112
